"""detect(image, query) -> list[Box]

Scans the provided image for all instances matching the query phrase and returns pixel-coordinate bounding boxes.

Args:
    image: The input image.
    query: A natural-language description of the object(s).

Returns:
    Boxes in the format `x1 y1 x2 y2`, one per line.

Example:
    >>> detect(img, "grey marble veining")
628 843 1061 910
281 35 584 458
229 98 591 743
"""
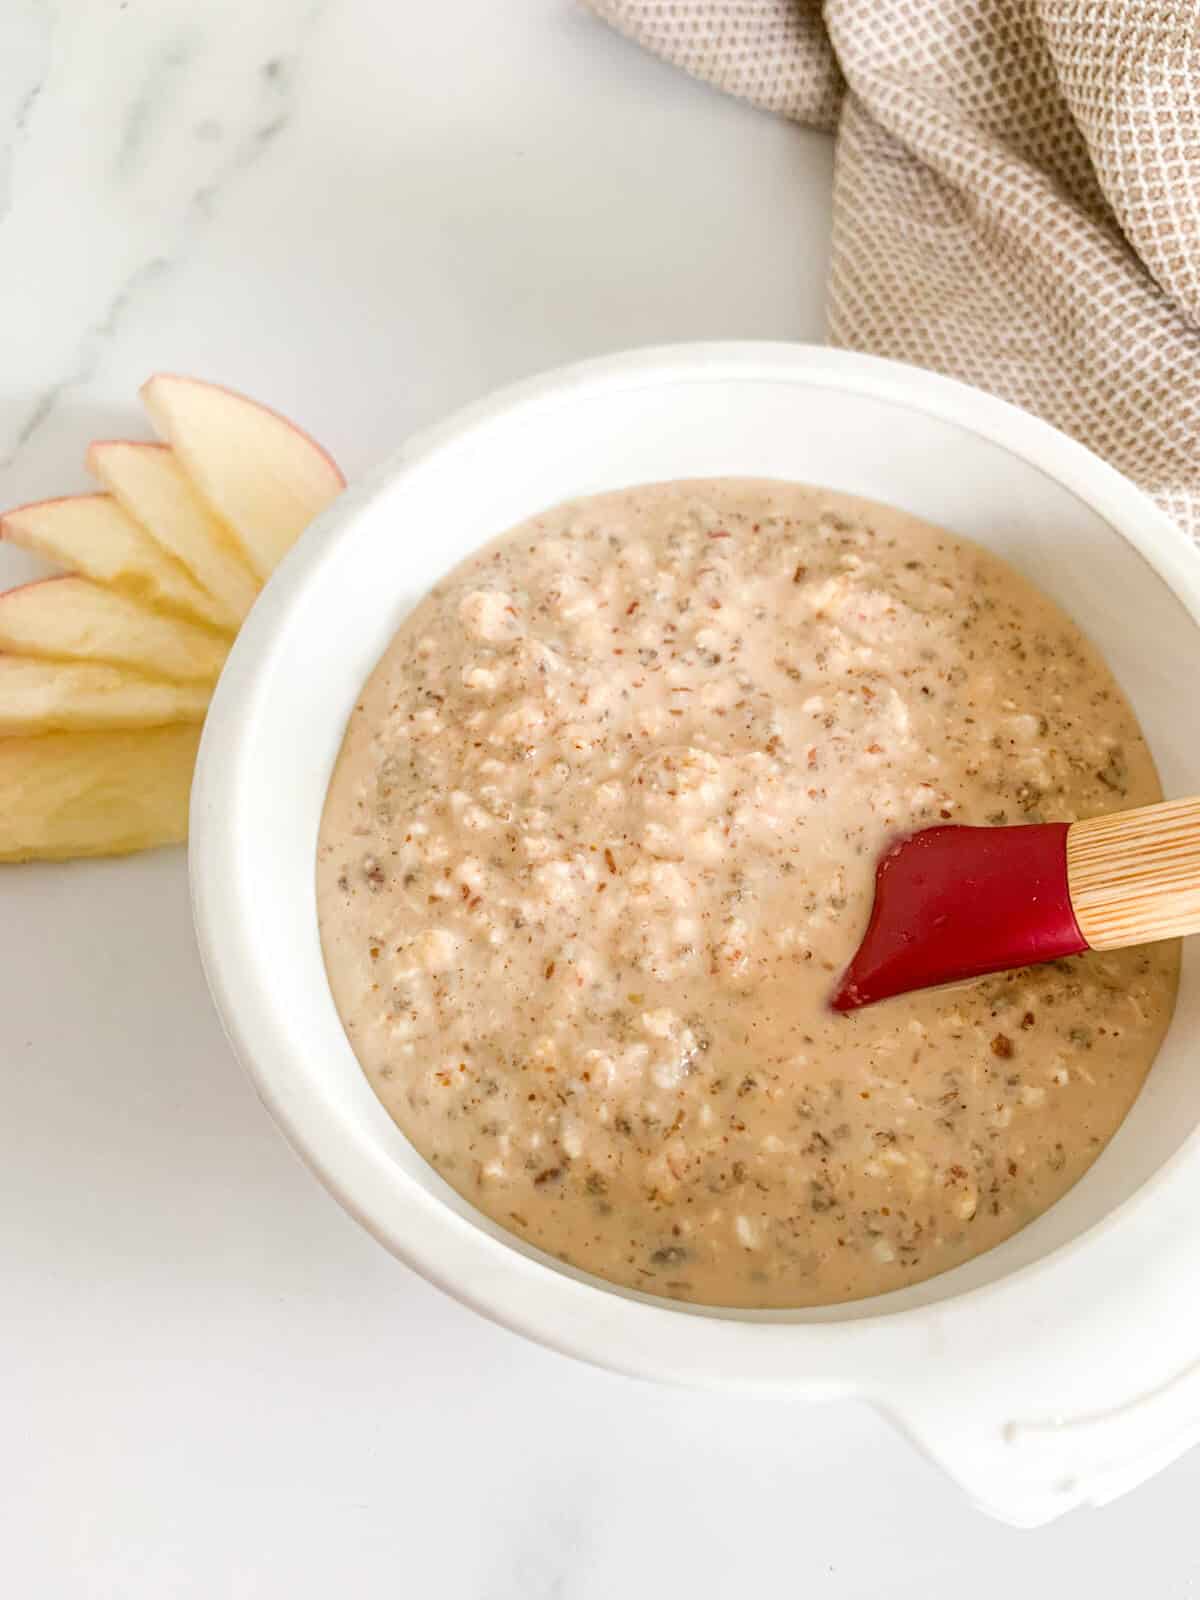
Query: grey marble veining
0 0 52 221
0 0 326 473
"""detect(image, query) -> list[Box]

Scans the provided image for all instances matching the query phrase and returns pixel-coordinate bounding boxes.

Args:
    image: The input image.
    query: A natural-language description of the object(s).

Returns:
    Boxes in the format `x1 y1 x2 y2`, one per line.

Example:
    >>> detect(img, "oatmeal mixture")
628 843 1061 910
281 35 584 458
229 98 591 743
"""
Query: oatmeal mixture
317 480 1178 1308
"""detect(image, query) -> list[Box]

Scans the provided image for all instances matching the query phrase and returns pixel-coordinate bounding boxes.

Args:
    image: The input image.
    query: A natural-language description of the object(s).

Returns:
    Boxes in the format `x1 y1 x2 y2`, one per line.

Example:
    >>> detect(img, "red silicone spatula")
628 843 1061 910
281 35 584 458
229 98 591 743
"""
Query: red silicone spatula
832 796 1200 1012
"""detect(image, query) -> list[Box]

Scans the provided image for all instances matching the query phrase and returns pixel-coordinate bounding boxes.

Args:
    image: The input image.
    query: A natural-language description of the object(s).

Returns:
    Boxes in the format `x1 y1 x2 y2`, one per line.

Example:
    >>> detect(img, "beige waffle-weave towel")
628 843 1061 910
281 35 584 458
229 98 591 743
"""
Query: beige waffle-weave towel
588 1 1200 539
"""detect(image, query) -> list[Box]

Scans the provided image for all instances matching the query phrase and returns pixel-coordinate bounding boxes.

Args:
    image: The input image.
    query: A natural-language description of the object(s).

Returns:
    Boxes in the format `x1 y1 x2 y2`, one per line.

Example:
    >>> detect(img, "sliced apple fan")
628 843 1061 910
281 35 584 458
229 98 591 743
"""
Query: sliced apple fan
0 375 344 861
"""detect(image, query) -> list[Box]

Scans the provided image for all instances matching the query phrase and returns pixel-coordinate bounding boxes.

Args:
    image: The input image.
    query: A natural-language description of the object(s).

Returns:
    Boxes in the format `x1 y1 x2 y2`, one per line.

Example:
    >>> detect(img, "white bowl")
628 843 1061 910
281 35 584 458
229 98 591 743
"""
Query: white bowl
191 343 1200 1526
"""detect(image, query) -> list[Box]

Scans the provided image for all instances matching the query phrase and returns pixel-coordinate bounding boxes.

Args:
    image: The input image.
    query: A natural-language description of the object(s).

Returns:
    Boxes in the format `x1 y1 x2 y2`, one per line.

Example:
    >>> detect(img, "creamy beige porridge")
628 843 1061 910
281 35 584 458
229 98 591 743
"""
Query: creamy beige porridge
317 480 1178 1309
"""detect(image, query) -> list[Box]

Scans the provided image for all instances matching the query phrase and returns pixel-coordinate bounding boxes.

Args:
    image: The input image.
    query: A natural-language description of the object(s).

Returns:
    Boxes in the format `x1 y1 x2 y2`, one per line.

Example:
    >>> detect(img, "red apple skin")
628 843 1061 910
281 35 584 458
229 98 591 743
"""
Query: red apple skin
2 492 113 527
0 574 71 598
0 493 234 630
140 373 347 487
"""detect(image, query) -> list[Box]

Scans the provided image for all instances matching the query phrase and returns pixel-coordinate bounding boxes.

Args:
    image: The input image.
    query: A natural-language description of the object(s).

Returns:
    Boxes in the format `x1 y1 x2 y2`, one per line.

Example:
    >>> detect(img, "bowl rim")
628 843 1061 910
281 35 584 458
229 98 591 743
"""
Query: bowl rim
190 340 1200 1399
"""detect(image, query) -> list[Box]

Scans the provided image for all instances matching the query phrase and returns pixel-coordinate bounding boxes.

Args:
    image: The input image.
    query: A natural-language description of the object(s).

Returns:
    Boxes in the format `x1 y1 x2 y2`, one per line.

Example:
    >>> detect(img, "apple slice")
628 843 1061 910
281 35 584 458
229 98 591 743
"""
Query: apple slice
0 725 201 861
1 495 232 632
87 441 260 626
140 374 345 580
0 576 228 683
0 656 210 735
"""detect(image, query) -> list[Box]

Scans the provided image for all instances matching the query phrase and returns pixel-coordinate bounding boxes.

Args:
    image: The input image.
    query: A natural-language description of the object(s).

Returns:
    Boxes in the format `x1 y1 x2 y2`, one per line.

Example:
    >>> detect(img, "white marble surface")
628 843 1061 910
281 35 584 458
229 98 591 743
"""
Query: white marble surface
3 2 1199 1594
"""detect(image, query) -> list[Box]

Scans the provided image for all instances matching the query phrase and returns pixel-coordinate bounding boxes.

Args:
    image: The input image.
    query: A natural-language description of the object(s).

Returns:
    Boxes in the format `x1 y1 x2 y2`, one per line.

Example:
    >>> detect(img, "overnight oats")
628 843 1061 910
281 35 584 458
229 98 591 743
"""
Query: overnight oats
316 480 1178 1309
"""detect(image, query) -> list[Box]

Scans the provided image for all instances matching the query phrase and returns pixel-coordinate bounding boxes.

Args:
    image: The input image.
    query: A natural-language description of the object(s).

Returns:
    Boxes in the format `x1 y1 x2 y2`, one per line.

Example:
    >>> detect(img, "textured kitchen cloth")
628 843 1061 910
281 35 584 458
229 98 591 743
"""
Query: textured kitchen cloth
588 0 1200 540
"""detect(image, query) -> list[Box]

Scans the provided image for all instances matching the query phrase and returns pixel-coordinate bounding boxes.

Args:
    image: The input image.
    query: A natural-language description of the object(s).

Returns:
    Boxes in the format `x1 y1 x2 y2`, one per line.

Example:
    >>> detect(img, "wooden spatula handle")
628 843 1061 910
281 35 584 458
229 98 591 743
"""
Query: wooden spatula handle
1067 796 1200 951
